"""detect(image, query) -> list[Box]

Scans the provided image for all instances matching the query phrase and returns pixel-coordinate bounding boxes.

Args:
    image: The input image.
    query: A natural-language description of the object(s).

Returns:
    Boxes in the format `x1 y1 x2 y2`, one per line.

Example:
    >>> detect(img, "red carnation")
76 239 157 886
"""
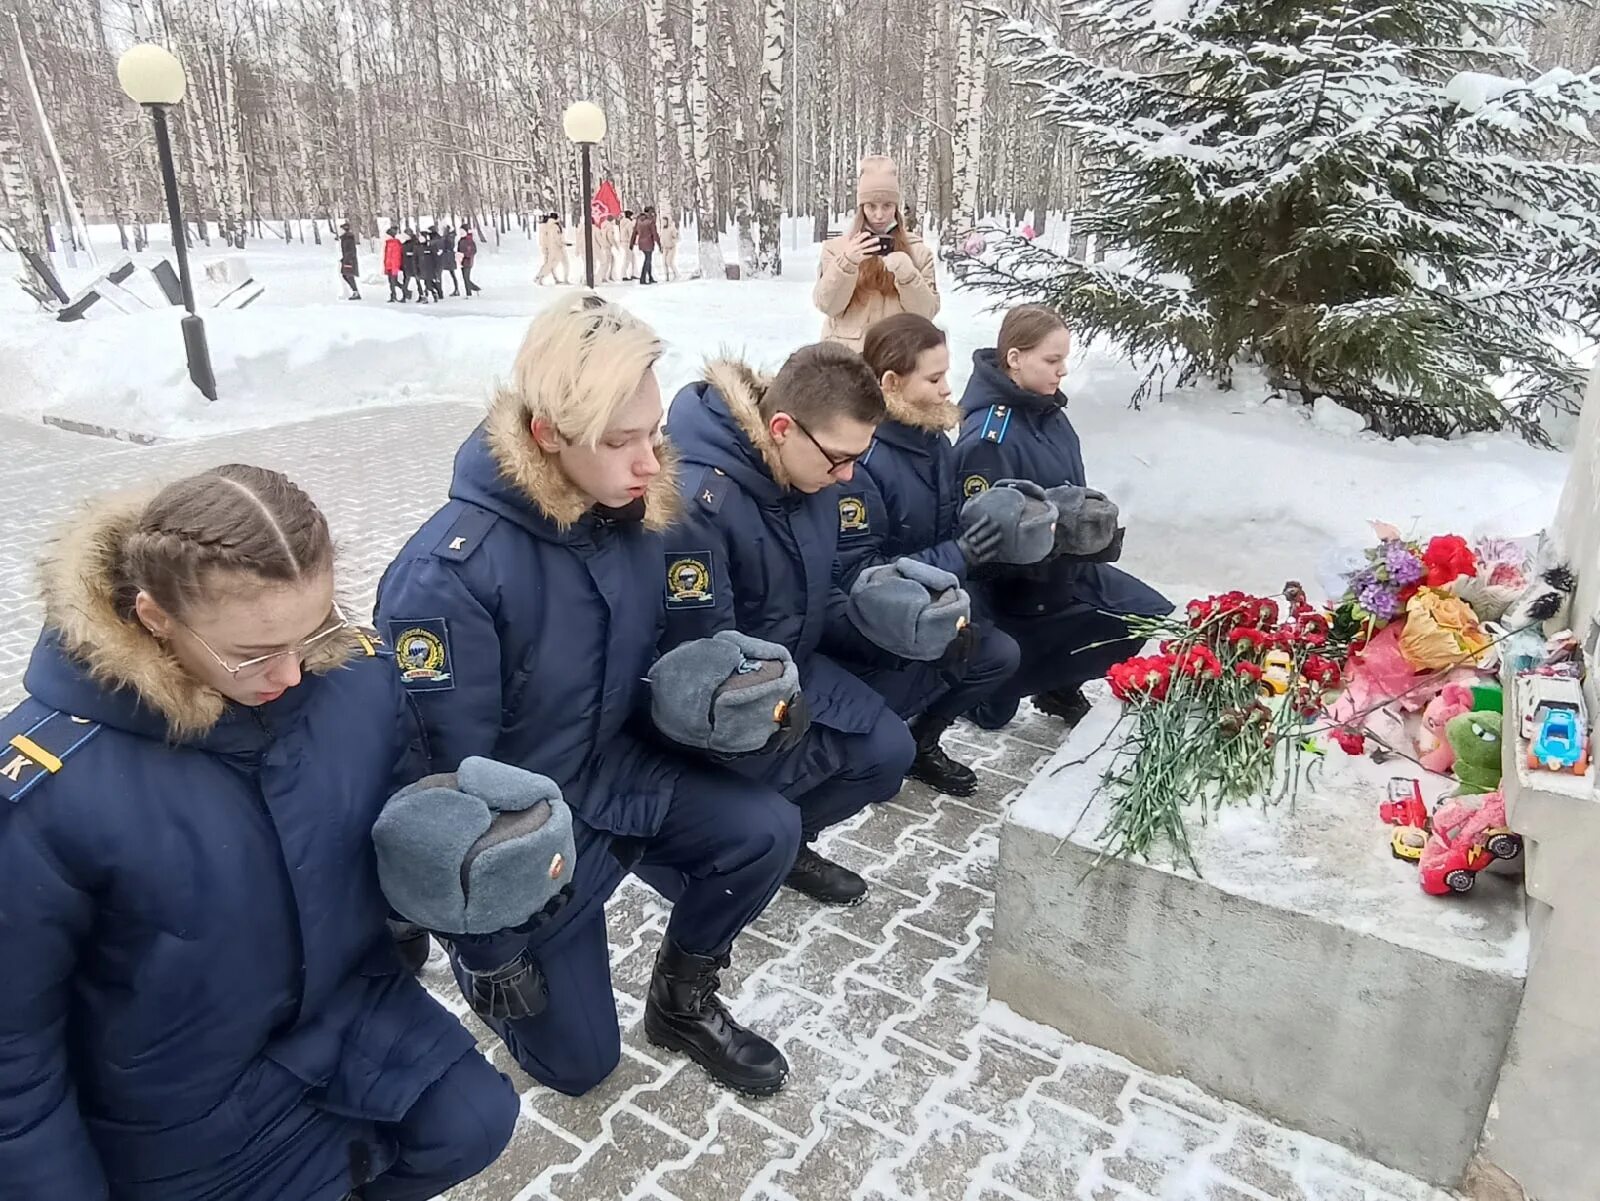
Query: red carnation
1235 662 1264 681
1332 727 1366 755
1422 535 1477 589
1301 655 1341 687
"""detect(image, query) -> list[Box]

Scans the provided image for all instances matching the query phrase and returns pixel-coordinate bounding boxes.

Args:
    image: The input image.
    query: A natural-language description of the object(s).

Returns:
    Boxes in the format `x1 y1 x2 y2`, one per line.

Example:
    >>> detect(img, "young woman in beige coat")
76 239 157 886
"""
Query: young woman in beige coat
814 157 939 352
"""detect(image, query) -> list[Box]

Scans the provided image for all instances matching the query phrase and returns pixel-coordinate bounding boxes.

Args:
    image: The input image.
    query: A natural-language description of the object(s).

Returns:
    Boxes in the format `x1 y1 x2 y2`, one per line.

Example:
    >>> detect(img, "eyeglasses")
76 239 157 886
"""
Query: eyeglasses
788 415 866 472
177 601 352 678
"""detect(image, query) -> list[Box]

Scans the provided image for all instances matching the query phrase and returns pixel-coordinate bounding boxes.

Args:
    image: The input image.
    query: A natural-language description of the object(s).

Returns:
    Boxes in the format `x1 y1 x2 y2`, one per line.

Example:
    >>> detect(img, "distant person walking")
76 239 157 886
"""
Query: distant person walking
536 212 568 285
441 225 461 296
457 223 481 295
426 226 446 300
619 209 637 280
401 229 428 303
660 214 680 281
339 222 361 300
383 226 404 302
632 206 659 285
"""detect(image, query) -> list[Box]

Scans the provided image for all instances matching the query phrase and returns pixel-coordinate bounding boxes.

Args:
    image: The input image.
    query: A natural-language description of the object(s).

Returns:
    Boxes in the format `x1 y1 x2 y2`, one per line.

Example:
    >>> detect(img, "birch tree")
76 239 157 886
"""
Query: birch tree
687 0 724 278
753 0 785 275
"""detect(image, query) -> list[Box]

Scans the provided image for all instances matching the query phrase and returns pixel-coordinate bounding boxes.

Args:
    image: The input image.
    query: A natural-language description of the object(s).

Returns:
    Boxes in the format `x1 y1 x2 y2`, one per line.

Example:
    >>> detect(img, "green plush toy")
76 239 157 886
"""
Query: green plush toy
1446 710 1504 795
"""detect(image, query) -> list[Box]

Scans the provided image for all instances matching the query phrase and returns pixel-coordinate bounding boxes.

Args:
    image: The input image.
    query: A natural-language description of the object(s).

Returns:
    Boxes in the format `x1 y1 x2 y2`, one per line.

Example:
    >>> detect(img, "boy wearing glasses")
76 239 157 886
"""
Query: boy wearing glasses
657 344 921 906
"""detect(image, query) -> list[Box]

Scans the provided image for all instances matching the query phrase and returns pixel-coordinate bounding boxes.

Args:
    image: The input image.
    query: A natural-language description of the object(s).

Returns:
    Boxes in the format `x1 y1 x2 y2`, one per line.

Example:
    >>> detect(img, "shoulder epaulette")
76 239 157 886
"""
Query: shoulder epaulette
351 627 390 657
0 700 102 804
692 467 730 514
980 404 1014 444
432 507 498 563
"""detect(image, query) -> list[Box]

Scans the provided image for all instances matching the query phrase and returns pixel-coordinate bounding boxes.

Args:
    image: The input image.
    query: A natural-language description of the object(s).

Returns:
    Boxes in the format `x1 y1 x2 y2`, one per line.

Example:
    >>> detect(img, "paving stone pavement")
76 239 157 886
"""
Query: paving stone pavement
0 408 1458 1201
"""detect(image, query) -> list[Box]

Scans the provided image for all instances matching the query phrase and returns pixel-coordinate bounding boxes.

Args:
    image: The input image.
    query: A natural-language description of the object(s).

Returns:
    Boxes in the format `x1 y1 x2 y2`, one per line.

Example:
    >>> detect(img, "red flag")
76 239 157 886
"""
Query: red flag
592 181 622 223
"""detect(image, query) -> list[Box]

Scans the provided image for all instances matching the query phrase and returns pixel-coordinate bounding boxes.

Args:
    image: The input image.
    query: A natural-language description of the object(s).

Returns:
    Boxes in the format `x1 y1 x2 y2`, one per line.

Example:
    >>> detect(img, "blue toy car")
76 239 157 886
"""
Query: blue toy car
1529 703 1588 774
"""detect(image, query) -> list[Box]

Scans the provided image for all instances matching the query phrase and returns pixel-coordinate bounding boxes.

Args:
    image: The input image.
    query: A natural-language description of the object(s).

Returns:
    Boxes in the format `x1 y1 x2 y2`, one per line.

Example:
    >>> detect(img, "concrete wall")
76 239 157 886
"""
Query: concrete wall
991 818 1524 1187
1472 365 1600 1201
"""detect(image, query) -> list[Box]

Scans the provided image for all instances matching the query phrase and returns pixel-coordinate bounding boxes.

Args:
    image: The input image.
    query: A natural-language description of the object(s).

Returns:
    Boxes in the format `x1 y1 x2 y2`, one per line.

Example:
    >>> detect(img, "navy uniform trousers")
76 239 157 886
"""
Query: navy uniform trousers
453 768 800 1097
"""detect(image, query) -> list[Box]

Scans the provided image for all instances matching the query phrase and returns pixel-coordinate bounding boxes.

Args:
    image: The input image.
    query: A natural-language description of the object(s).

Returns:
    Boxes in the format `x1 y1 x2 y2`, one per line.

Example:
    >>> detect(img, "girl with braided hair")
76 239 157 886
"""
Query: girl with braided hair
0 465 516 1201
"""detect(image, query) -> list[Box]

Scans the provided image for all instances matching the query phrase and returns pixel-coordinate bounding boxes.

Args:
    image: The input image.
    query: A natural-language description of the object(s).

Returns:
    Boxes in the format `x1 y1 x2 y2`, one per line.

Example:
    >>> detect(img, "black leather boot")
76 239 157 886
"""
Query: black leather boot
643 937 788 1096
1033 687 1092 727
784 844 867 905
907 714 978 797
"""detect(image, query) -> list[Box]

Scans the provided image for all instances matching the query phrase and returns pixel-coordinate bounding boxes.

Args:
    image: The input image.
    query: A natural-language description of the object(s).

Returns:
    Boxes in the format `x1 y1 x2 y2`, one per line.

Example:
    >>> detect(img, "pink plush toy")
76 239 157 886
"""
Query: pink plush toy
1416 684 1475 773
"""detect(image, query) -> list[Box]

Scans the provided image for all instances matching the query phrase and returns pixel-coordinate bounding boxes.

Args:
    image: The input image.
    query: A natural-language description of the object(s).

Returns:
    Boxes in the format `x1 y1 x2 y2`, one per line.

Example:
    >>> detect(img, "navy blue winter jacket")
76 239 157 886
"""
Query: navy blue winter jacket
954 348 1171 619
0 498 475 1201
375 396 685 838
834 399 970 591
661 361 891 735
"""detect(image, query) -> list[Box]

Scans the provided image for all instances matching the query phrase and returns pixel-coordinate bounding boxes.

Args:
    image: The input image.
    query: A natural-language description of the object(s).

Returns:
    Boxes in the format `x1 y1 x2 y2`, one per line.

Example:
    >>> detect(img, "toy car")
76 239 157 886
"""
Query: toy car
1418 792 1522 895
1260 650 1294 697
1517 671 1585 740
1528 703 1589 774
1379 779 1430 863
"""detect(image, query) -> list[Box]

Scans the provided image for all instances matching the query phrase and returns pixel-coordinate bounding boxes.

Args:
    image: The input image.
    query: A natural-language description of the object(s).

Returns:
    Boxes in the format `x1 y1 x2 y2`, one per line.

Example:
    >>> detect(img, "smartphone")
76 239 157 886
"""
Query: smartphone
875 234 895 257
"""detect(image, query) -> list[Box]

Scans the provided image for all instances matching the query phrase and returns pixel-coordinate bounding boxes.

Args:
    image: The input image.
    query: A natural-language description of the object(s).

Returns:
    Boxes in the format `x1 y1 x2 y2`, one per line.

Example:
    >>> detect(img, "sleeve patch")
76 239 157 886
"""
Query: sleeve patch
666 551 716 609
837 493 871 538
387 618 455 691
962 474 991 499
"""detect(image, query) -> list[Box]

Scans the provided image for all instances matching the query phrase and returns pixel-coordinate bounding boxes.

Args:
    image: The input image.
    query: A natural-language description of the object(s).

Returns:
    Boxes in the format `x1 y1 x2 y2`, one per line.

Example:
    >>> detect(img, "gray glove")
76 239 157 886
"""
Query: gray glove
955 512 1005 567
1046 484 1119 555
848 557 972 661
648 630 806 755
373 756 577 937
959 479 1059 564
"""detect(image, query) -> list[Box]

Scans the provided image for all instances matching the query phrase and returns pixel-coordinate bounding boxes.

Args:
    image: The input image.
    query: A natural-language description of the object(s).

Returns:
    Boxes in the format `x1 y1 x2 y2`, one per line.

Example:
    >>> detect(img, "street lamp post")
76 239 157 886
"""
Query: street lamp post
116 44 217 402
562 102 607 290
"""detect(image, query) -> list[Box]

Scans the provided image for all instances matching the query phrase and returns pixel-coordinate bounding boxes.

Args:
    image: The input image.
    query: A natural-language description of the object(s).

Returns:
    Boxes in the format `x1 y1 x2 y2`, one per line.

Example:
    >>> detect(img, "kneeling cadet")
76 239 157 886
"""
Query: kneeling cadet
0 466 515 1201
659 342 996 905
376 297 804 1099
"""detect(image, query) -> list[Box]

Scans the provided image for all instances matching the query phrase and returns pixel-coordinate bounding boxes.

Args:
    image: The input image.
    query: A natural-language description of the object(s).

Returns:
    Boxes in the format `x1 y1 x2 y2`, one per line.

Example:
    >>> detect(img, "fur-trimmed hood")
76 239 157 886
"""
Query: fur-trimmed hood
474 383 680 535
32 491 357 742
667 358 792 500
882 386 960 434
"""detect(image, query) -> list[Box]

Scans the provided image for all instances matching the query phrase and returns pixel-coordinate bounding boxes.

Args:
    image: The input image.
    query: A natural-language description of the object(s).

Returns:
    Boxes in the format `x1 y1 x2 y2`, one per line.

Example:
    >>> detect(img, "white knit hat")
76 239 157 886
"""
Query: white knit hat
857 156 902 207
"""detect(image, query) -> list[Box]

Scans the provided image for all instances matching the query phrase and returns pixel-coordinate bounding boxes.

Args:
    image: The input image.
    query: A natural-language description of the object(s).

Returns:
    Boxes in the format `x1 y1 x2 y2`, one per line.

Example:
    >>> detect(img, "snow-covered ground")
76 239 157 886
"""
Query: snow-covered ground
1 217 1570 610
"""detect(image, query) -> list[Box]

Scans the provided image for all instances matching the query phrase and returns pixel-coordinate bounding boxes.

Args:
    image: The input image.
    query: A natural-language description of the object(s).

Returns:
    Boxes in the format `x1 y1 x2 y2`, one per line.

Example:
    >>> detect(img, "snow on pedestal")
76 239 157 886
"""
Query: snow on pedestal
990 694 1527 1188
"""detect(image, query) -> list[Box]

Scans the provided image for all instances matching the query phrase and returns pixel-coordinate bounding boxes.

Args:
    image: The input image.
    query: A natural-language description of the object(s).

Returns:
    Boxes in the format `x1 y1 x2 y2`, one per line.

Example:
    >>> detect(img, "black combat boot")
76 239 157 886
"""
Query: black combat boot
907 714 978 797
643 937 788 1096
1033 687 1092 728
784 844 867 906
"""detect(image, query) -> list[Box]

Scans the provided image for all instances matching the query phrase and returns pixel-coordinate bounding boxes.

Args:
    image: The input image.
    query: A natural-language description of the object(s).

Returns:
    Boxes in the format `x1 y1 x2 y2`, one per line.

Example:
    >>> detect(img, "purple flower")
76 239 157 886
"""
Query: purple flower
1356 578 1402 621
1349 568 1379 596
1383 541 1423 586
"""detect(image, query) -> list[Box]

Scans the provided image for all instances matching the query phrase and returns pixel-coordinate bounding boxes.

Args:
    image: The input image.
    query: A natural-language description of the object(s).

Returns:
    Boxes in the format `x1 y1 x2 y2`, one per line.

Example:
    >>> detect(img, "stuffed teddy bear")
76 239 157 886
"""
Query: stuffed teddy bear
1445 710 1504 795
1416 684 1475 773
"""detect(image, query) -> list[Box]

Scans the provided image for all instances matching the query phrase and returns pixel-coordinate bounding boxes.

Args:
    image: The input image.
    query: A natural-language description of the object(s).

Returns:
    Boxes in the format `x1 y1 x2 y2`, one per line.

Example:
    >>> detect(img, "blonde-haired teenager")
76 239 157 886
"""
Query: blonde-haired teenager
376 295 799 1099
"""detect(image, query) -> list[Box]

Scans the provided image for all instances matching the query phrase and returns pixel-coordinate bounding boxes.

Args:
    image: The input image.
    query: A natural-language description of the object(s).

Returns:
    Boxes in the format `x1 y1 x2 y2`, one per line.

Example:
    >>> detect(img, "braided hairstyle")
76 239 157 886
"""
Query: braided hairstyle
114 464 334 623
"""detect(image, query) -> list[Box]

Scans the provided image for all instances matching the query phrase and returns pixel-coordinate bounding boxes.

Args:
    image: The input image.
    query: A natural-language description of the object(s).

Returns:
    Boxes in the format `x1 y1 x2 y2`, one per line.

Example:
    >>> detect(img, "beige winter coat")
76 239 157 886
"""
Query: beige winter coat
813 234 940 352
537 220 564 259
660 222 679 251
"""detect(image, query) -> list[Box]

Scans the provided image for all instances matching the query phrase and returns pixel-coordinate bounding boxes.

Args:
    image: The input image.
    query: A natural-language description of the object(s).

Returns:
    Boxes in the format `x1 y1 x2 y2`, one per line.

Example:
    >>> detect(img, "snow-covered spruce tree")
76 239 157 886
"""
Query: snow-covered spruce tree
962 0 1600 441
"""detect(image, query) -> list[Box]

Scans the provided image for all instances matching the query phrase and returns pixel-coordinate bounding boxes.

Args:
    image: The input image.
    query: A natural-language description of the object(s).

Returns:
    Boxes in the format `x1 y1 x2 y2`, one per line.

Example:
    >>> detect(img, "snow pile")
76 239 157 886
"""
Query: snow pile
0 221 1569 603
1011 695 1530 974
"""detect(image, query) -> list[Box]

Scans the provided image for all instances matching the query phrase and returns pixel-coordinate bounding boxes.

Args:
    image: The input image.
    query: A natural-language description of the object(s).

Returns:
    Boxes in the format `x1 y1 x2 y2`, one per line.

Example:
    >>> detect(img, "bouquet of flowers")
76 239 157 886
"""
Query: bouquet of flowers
1340 528 1479 628
1097 585 1351 870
